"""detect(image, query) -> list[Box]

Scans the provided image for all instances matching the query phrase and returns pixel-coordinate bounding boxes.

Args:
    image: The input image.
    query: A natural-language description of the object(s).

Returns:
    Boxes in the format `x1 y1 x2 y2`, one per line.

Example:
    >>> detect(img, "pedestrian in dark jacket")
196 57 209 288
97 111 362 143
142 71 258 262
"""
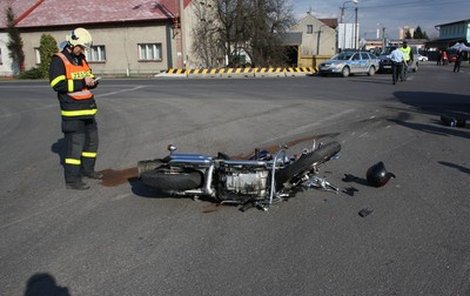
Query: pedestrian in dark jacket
453 49 464 72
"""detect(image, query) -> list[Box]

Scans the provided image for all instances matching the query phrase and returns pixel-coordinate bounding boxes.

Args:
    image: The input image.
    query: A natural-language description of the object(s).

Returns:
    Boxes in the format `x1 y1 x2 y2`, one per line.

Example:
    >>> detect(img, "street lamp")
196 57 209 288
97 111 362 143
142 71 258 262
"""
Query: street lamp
340 0 359 50
377 23 386 49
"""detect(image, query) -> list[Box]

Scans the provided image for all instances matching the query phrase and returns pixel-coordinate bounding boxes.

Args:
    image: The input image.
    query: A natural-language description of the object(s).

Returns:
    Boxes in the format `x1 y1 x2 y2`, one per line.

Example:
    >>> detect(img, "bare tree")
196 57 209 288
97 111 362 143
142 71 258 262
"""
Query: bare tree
191 0 295 67
216 0 252 67
191 2 224 67
246 0 295 66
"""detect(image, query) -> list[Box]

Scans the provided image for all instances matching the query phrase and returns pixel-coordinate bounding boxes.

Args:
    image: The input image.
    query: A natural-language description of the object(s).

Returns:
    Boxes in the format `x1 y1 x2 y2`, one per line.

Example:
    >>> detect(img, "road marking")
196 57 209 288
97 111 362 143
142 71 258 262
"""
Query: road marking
0 197 78 231
0 86 146 119
95 85 147 98
264 108 356 143
0 104 57 119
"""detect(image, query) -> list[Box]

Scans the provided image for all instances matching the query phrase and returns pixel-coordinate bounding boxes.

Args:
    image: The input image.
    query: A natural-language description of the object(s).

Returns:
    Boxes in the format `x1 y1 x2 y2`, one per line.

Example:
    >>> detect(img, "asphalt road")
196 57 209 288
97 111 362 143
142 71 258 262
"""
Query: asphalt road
1 63 469 295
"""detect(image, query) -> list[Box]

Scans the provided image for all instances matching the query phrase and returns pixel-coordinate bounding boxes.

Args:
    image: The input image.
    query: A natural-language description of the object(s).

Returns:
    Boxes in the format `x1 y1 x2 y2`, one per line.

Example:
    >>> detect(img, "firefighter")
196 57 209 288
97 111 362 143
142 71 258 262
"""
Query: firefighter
49 28 102 190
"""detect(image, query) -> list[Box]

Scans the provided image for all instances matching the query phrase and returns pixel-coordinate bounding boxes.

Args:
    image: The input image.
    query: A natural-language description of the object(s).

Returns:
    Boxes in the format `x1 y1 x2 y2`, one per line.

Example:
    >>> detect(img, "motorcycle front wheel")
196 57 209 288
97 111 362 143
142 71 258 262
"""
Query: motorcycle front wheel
140 168 203 191
275 141 341 186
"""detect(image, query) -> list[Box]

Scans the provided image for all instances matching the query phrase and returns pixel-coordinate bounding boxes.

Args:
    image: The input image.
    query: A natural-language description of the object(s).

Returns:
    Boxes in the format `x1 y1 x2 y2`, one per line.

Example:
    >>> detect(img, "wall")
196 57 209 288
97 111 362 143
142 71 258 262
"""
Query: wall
20 24 175 76
439 22 469 40
0 33 14 76
293 14 336 57
298 55 331 69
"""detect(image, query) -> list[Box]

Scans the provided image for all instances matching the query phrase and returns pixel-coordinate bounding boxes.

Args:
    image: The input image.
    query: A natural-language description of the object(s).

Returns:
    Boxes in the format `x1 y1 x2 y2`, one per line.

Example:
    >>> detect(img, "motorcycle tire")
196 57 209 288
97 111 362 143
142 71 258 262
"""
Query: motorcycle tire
137 159 164 178
275 141 341 186
140 168 203 191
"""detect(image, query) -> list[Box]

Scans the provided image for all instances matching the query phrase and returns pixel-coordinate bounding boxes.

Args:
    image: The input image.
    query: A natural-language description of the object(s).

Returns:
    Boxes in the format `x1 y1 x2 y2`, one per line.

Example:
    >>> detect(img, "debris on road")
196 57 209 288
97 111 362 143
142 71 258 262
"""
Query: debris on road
440 115 466 127
358 207 374 217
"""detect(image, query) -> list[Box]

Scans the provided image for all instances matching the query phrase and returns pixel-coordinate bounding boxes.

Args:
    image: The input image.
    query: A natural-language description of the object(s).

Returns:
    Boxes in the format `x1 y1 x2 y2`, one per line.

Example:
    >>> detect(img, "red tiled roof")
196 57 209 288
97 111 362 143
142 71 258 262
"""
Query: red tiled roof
319 18 338 29
2 0 193 28
0 0 39 27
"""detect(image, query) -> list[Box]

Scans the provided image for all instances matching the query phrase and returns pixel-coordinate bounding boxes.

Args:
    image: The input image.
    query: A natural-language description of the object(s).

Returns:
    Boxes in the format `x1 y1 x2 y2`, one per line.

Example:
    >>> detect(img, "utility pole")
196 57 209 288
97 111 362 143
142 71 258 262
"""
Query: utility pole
179 0 185 68
316 28 322 55
354 7 358 49
382 27 386 48
175 0 184 68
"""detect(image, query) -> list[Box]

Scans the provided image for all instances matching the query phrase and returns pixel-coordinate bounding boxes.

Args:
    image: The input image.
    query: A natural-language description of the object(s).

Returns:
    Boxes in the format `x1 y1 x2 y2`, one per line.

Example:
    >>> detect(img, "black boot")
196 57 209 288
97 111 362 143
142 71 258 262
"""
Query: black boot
65 163 89 190
81 157 103 179
82 171 103 180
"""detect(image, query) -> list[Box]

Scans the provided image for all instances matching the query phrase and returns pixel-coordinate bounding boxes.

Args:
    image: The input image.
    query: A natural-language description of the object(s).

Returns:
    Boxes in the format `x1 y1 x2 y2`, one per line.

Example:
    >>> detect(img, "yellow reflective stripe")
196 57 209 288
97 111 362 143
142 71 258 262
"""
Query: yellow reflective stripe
65 158 81 165
61 109 98 117
67 79 74 92
82 151 97 158
50 75 66 87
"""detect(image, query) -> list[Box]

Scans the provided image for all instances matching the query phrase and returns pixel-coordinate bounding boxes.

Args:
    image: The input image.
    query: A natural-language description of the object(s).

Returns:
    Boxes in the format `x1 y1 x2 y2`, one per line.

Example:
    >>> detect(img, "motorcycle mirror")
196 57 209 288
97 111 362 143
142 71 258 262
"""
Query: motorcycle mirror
311 139 316 151
167 144 177 153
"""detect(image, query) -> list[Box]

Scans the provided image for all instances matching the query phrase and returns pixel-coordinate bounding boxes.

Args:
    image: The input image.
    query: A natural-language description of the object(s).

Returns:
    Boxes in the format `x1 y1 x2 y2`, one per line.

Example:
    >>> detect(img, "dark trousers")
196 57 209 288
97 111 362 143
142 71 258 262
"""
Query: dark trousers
453 61 461 72
62 118 99 183
401 61 409 81
392 62 403 84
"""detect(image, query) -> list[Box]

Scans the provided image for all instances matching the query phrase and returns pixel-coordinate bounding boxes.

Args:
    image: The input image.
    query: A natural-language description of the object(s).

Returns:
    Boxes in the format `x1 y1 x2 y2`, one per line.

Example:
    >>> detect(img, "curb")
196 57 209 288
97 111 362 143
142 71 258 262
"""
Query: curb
158 67 316 78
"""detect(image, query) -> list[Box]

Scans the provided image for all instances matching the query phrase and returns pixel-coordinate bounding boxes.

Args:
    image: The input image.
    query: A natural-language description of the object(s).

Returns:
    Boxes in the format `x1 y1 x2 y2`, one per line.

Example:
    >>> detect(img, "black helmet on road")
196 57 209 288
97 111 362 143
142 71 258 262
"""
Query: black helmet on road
366 161 396 187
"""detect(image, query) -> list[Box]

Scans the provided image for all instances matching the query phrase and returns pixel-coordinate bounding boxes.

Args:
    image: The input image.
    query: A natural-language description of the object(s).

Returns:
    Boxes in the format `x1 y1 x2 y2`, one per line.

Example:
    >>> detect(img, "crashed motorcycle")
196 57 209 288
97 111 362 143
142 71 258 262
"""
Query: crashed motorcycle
137 140 341 211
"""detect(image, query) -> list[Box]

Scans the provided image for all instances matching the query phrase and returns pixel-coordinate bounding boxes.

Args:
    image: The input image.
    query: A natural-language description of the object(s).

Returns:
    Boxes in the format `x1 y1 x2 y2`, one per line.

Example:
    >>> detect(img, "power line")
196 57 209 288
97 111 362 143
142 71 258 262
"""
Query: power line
359 0 468 9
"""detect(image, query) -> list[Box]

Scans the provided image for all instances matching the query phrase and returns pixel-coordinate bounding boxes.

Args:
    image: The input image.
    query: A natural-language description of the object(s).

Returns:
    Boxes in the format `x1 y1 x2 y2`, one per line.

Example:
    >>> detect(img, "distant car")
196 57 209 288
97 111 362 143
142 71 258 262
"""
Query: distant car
377 47 419 73
416 54 428 62
318 51 380 77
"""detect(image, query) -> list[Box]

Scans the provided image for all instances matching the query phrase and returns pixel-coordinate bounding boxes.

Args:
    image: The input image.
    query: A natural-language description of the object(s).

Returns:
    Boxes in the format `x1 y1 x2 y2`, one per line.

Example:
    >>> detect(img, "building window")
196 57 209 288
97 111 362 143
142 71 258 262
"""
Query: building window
307 24 313 34
138 43 162 61
86 45 106 62
34 48 40 64
0 48 3 65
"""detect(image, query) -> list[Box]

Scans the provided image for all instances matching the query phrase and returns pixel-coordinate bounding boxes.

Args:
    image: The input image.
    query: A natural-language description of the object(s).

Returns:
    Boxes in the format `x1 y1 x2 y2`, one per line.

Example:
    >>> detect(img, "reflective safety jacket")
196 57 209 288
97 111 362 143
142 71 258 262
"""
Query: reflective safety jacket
49 49 97 120
400 46 412 62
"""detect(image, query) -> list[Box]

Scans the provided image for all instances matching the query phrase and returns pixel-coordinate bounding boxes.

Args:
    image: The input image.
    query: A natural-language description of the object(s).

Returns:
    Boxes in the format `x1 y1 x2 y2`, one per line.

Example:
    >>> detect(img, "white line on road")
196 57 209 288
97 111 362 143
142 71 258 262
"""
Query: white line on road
95 85 147 98
263 108 356 143
0 86 147 119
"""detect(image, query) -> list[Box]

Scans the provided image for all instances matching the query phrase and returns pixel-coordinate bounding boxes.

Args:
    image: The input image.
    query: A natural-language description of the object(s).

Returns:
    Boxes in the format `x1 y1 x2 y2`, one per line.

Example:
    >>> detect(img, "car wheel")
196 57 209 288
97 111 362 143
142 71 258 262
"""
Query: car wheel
341 67 350 77
367 66 376 76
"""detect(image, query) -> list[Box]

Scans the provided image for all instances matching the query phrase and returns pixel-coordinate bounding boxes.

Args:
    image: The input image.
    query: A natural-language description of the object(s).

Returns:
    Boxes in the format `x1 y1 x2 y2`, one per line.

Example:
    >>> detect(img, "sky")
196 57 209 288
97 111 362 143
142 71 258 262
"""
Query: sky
293 0 470 40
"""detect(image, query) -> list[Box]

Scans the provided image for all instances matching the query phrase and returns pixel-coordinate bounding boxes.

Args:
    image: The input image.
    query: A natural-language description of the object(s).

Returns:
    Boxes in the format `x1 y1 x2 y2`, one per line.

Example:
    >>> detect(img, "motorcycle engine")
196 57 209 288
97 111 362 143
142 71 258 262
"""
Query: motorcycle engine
217 167 269 200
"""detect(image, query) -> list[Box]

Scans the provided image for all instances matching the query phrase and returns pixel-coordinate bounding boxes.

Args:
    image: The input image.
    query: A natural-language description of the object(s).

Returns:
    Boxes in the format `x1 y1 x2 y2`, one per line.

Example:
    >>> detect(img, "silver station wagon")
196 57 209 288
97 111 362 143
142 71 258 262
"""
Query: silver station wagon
318 51 380 77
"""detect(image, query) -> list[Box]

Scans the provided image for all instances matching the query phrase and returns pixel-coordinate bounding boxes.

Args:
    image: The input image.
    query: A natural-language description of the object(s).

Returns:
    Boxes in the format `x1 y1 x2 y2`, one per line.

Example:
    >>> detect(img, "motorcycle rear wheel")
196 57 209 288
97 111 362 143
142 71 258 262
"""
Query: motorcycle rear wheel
140 168 203 191
275 141 341 186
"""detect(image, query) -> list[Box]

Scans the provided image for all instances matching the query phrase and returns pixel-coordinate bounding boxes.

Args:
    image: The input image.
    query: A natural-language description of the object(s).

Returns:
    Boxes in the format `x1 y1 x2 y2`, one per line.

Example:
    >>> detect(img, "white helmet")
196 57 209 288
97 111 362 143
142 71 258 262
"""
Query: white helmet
66 28 93 48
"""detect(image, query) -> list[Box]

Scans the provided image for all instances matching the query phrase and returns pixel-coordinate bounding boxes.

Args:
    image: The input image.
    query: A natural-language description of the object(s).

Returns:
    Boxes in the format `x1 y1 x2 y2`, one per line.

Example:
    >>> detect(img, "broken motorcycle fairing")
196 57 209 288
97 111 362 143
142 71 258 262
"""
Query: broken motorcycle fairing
137 141 341 211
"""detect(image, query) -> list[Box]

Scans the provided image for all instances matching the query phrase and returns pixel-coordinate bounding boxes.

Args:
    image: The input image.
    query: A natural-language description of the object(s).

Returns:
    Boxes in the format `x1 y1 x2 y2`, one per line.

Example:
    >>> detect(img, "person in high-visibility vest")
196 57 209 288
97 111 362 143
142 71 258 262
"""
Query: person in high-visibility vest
399 41 414 81
49 28 103 190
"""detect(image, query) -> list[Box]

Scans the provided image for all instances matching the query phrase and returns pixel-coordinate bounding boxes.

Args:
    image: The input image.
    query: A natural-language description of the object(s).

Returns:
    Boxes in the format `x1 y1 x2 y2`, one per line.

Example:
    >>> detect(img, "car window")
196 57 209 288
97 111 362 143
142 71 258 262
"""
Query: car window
368 53 378 59
361 53 369 60
352 53 360 60
380 47 394 55
333 53 353 60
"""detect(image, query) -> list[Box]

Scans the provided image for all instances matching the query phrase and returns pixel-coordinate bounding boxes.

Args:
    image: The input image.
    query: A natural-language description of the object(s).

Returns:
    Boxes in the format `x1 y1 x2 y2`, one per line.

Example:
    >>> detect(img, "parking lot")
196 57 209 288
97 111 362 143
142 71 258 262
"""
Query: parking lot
0 63 469 295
